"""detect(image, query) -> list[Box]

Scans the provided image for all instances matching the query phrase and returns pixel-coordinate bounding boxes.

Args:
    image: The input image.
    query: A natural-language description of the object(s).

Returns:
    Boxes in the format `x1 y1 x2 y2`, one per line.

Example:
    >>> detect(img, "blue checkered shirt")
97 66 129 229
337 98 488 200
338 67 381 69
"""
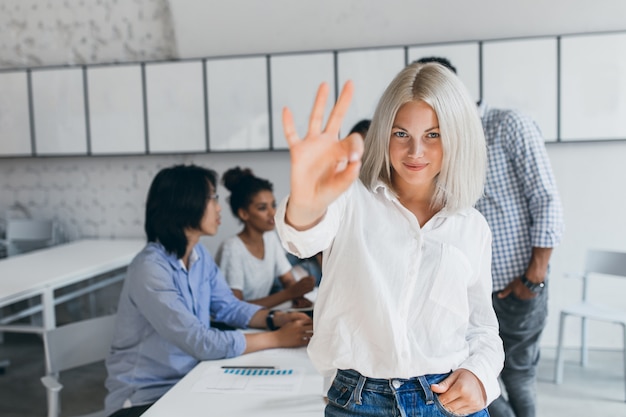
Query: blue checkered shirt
475 104 564 292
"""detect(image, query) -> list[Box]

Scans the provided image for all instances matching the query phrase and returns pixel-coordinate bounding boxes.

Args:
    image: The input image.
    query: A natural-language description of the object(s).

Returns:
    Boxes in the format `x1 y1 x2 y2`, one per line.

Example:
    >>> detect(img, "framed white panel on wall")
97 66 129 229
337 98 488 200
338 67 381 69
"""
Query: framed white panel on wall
0 71 31 156
207 56 269 151
482 38 558 142
87 65 145 155
32 67 87 155
337 47 405 136
561 32 626 141
146 61 206 153
408 42 480 103
270 52 334 150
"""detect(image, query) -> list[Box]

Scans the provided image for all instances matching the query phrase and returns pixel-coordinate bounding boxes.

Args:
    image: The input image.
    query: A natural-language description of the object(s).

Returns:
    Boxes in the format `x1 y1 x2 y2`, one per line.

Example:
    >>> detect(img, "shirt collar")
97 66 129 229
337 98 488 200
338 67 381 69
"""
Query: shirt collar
372 180 471 220
153 241 201 271
177 246 200 272
373 180 397 201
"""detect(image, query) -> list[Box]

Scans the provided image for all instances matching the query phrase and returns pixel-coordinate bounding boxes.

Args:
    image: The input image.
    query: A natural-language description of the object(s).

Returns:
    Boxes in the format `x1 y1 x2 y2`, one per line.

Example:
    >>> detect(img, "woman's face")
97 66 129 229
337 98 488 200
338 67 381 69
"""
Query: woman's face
239 189 277 233
389 100 443 195
198 185 222 236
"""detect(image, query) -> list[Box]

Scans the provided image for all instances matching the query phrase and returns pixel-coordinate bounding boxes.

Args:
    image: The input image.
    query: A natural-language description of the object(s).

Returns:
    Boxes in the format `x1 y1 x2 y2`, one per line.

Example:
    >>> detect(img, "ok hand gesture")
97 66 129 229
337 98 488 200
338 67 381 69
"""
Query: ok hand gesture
282 81 364 230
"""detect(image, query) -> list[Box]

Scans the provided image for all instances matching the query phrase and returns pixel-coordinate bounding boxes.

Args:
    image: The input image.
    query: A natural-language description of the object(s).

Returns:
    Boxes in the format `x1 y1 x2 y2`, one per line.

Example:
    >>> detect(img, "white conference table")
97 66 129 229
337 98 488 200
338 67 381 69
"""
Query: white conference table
0 238 144 333
143 347 326 417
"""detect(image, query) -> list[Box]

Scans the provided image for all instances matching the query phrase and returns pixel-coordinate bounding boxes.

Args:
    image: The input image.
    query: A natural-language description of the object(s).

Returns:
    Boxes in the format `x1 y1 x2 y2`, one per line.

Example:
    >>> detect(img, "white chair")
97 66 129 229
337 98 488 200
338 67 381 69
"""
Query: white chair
41 314 117 417
554 249 626 401
1 218 54 257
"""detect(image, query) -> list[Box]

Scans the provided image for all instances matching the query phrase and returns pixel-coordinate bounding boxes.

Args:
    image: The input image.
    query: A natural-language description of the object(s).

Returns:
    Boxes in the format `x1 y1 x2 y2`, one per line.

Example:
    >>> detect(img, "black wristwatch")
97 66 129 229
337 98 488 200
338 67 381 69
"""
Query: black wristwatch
266 310 279 330
520 274 545 293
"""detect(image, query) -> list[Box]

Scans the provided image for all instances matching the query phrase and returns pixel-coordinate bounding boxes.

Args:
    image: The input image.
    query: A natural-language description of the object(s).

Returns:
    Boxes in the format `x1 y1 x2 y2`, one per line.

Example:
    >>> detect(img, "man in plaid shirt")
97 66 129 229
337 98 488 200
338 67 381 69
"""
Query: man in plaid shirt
416 57 564 417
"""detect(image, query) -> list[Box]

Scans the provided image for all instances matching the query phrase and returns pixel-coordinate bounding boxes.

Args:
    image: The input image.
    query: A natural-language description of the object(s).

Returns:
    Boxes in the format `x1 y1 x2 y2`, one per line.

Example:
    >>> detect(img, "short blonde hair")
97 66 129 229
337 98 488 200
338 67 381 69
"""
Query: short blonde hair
359 62 486 212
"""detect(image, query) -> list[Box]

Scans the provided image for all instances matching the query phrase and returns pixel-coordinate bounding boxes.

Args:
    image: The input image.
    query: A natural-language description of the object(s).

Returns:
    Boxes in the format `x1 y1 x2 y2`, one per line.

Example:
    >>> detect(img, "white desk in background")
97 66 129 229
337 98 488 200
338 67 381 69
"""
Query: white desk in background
0 238 144 334
142 347 325 417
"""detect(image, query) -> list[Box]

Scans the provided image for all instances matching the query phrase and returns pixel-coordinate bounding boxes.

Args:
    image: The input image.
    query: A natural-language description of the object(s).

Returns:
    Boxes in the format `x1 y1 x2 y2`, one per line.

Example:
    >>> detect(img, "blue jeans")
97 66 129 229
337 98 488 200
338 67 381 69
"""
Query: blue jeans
325 369 490 417
488 286 548 417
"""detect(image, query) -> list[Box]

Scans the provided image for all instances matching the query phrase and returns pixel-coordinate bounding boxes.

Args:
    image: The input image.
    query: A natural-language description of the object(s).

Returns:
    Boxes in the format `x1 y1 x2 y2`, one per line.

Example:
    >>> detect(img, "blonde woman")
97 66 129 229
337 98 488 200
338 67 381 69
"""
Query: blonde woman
275 62 504 416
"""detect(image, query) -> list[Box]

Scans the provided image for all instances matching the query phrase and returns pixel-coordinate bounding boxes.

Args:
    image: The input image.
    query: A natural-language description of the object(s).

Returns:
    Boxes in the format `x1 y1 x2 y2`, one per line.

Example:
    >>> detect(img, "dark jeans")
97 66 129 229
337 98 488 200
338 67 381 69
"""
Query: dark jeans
325 369 489 417
488 286 548 417
107 403 154 417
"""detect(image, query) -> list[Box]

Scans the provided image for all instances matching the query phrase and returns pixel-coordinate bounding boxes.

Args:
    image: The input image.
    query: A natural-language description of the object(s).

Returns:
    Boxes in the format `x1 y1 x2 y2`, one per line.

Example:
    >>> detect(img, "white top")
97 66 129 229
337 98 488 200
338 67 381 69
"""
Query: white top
216 232 292 301
275 180 504 404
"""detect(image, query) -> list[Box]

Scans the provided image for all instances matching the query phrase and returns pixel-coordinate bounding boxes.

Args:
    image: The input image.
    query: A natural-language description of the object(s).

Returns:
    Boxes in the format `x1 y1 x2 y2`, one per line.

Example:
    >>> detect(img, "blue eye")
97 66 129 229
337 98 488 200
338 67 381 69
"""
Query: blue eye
392 131 410 141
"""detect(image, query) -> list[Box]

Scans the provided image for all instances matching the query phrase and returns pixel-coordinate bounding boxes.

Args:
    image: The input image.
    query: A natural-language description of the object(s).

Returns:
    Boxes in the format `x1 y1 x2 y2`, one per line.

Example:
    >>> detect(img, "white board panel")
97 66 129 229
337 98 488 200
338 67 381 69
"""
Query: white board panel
0 71 31 156
483 38 558 142
561 33 626 141
32 68 87 155
87 65 145 154
408 42 480 103
337 47 405 136
270 52 335 150
146 61 206 153
207 56 269 151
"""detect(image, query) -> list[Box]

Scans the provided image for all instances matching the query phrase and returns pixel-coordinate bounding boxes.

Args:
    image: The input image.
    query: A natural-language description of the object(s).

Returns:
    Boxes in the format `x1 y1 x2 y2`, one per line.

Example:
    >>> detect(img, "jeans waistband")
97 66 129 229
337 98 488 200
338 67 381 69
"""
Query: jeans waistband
335 369 449 405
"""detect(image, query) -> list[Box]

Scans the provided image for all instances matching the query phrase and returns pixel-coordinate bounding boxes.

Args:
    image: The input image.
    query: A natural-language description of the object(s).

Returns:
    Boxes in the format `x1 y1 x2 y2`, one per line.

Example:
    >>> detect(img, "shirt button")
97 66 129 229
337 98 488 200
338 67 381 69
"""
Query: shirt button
392 379 402 389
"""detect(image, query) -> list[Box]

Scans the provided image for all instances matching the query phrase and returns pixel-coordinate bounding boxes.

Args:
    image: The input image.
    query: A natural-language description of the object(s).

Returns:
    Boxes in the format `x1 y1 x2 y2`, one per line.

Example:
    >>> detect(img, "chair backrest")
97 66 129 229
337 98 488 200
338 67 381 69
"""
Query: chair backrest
585 250 626 278
43 314 117 375
582 250 626 301
6 218 54 241
5 218 54 256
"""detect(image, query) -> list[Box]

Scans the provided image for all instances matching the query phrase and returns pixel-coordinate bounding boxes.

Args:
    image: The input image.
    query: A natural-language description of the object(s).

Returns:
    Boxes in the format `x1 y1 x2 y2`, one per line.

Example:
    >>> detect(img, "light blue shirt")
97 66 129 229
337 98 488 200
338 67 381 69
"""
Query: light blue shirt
104 242 262 412
476 104 564 291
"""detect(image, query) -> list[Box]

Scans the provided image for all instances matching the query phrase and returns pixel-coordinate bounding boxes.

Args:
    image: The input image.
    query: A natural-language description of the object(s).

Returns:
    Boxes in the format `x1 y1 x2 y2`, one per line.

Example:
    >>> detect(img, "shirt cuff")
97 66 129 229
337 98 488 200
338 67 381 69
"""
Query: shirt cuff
274 196 330 259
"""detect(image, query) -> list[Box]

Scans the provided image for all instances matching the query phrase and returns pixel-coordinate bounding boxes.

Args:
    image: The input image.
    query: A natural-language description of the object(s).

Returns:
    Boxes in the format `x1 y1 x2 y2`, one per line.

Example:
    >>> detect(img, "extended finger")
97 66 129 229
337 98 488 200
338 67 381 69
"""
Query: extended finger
282 107 300 148
325 80 354 135
308 82 330 136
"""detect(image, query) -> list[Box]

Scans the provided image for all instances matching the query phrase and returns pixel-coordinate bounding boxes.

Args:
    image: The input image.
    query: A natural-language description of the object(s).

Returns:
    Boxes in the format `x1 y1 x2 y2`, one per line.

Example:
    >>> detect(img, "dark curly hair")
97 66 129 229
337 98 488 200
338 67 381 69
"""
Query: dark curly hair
222 166 273 221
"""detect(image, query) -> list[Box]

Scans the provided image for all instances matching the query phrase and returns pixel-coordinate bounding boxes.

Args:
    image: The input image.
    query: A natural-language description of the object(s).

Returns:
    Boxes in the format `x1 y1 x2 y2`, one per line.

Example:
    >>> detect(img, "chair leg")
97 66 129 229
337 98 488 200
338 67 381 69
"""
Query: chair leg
622 324 626 402
581 317 588 367
555 312 567 384
46 388 60 417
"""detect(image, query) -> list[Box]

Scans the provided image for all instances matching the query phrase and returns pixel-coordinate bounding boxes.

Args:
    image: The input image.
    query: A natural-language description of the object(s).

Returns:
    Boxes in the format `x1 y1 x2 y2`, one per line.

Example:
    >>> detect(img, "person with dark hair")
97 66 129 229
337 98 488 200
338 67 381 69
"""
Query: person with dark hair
276 62 503 416
414 56 457 73
348 119 371 138
416 56 564 417
104 164 313 417
216 166 315 309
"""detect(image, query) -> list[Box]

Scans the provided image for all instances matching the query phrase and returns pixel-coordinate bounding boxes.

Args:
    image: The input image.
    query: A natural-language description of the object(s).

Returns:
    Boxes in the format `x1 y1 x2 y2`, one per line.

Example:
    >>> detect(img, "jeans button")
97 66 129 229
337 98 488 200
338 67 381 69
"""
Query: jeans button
392 379 402 389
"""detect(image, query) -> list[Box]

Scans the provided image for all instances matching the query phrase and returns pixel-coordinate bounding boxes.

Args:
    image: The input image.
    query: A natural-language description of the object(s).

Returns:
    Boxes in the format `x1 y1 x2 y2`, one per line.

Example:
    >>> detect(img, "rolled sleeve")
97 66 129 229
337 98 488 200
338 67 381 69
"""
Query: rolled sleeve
274 193 345 258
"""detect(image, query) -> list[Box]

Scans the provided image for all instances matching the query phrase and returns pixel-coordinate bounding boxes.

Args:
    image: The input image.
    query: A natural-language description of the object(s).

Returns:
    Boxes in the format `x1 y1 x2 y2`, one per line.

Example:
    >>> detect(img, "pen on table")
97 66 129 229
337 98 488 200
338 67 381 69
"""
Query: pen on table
221 366 275 369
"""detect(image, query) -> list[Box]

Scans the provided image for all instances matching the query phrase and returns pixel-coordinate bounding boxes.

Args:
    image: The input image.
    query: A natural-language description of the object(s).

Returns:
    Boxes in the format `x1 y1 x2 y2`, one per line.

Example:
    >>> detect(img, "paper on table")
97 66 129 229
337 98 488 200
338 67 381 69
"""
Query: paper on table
191 366 305 394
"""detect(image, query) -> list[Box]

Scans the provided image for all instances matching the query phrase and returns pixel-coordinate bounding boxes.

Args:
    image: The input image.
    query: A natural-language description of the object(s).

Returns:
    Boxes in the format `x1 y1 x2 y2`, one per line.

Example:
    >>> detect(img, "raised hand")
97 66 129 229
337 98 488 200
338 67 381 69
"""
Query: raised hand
282 81 364 230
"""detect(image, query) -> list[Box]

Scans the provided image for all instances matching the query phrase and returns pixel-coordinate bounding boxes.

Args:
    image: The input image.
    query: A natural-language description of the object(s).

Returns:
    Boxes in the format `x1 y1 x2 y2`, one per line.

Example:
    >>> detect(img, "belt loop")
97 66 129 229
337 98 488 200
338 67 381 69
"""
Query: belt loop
352 373 367 405
417 376 434 404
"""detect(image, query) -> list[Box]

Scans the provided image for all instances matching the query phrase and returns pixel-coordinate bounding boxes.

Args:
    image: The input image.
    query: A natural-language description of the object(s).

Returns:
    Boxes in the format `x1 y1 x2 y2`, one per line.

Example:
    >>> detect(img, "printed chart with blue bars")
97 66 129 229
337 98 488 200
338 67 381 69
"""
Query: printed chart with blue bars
192 366 305 393
223 367 294 376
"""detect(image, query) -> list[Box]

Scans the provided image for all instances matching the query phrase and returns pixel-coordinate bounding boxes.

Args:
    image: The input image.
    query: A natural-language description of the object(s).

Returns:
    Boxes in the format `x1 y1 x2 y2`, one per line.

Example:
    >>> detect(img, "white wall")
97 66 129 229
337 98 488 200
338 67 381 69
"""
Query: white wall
170 0 626 58
1 0 626 349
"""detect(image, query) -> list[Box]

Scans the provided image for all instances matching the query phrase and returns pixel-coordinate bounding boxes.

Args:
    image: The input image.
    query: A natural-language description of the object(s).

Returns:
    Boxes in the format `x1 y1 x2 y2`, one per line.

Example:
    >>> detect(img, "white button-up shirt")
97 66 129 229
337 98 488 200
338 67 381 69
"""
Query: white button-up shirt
275 180 504 404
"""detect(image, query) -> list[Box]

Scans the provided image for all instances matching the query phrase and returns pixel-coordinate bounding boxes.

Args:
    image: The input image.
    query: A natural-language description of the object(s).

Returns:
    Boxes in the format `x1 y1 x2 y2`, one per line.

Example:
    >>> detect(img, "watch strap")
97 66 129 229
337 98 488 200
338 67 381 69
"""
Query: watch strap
266 310 279 330
520 274 545 293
